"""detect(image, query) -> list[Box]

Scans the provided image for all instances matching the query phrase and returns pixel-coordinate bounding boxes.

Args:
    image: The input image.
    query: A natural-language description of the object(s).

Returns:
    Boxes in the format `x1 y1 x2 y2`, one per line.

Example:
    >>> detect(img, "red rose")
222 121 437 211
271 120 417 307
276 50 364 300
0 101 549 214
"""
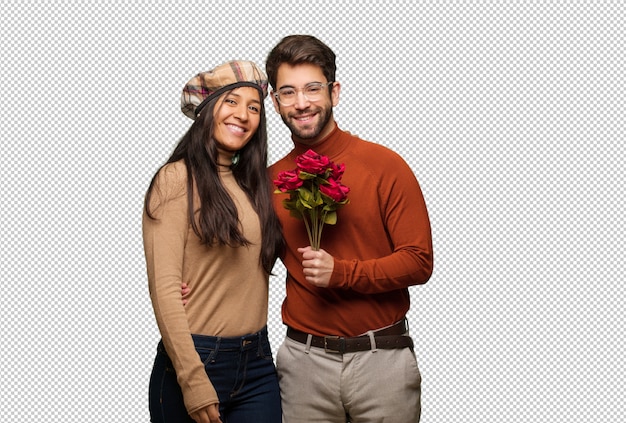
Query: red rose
320 178 350 203
296 149 331 175
274 170 303 192
330 162 345 180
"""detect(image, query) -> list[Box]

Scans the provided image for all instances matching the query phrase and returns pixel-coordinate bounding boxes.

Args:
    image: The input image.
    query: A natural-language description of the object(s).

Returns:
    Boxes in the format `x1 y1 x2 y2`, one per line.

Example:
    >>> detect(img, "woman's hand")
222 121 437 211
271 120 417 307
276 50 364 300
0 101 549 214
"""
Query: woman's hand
190 403 222 423
181 282 190 306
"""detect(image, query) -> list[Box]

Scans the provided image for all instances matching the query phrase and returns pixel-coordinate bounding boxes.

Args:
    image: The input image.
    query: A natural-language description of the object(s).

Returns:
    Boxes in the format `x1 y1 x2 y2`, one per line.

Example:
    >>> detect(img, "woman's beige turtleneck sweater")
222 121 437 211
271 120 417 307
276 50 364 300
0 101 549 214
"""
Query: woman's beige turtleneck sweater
142 159 268 414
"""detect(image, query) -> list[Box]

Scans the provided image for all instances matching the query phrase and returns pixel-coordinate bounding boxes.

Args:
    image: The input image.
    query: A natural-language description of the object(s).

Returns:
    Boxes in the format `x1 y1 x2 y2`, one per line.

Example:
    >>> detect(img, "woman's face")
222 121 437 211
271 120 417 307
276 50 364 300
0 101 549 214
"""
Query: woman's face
212 86 262 163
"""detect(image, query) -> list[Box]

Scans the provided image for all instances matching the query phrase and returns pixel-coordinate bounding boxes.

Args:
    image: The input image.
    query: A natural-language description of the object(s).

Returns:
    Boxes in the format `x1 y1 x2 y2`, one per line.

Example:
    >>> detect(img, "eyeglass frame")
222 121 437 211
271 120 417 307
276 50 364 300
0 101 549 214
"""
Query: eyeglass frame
273 82 334 106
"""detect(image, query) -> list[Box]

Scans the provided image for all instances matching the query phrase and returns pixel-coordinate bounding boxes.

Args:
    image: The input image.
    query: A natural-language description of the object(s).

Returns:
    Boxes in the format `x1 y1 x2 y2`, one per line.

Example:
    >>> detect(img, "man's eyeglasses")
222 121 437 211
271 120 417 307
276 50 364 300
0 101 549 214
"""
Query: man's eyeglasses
274 82 333 106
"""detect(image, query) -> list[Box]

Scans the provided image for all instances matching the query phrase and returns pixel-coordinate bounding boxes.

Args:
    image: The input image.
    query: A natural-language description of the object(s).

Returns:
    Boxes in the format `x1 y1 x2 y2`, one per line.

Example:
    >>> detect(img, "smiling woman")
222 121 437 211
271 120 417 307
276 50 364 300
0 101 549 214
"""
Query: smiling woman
212 87 262 163
142 60 283 423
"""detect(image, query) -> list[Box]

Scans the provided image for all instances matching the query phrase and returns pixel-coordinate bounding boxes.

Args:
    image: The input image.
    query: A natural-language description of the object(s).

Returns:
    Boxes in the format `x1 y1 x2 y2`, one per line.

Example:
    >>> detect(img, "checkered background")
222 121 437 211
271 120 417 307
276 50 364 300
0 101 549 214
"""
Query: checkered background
1 1 623 421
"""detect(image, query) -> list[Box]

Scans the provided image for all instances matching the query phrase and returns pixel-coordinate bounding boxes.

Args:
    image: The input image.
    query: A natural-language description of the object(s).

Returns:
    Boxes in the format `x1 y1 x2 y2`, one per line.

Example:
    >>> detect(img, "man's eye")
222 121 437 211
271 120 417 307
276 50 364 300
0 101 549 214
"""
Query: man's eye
306 86 322 94
281 90 295 96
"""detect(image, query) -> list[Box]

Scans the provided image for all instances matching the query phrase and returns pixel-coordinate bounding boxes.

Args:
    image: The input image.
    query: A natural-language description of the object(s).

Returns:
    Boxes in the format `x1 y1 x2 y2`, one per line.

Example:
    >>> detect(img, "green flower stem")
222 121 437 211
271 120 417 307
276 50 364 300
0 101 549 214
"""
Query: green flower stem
311 206 319 250
302 213 314 250
317 210 326 251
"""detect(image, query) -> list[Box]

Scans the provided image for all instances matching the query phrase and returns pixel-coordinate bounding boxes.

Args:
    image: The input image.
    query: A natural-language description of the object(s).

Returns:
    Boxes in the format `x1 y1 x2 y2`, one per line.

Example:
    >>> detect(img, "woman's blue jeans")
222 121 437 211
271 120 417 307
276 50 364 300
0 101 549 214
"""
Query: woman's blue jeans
149 326 281 423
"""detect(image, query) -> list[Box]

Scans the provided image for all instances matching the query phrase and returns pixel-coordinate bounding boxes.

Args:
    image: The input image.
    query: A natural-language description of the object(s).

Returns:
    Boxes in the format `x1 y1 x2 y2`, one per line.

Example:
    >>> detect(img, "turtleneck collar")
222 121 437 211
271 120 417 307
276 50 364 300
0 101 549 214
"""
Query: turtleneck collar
290 122 351 159
217 164 234 178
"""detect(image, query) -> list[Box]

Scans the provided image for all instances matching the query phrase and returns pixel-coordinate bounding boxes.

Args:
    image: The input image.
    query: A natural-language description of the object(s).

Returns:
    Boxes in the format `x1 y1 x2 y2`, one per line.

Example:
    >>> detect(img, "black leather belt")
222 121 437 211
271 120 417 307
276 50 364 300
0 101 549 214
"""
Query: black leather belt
286 320 414 354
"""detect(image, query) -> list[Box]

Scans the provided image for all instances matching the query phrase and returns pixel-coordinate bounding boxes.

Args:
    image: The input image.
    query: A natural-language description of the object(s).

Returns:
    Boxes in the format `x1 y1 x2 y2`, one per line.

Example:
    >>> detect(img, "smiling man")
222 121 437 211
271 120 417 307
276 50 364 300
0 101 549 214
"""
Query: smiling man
266 35 434 423
272 62 337 142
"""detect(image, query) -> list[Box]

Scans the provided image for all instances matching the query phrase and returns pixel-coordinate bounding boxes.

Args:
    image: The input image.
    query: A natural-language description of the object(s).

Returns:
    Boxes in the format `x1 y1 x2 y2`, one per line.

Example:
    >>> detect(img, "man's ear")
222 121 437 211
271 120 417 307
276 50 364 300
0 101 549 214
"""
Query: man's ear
270 91 281 113
330 82 341 107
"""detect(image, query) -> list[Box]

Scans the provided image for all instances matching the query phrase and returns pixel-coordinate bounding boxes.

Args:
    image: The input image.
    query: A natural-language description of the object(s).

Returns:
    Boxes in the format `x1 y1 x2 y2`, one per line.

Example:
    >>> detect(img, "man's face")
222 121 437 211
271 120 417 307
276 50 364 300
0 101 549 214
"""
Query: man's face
271 63 340 145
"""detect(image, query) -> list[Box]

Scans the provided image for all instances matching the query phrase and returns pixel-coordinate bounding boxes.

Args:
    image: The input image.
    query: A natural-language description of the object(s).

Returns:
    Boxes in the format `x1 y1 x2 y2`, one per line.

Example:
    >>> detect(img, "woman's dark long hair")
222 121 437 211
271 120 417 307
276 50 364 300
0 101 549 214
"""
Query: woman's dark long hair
144 91 283 273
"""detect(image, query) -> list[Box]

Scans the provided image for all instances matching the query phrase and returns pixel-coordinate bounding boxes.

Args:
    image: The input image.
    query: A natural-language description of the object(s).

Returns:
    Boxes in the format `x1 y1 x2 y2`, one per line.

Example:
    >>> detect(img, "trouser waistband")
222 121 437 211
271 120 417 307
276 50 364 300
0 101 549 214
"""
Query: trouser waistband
158 326 269 353
286 320 413 354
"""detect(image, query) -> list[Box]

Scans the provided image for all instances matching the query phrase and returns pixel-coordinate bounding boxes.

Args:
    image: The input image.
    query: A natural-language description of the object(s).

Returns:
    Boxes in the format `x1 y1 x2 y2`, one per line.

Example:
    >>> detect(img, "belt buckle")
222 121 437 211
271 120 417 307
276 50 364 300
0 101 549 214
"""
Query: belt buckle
324 336 344 354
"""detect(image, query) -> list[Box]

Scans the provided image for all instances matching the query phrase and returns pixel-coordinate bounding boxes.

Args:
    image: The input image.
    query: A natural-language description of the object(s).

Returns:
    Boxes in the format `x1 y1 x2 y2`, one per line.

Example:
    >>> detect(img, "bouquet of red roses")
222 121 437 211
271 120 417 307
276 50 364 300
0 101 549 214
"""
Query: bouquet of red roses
273 149 350 250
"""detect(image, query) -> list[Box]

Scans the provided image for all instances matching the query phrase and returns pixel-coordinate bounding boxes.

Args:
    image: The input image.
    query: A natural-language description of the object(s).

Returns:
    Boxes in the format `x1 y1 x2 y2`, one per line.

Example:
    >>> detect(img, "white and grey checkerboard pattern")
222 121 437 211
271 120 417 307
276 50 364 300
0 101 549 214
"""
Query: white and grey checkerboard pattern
1 1 623 422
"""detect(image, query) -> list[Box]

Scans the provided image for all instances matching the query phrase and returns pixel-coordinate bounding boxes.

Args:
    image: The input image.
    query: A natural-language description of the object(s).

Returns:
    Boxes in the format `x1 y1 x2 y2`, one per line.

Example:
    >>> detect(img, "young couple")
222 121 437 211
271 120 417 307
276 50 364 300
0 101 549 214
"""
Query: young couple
143 35 433 423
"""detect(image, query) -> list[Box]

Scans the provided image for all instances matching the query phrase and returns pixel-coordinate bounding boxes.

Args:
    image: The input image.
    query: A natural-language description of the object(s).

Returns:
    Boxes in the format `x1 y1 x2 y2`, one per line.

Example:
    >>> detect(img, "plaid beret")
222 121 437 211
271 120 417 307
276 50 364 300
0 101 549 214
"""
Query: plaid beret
181 60 268 119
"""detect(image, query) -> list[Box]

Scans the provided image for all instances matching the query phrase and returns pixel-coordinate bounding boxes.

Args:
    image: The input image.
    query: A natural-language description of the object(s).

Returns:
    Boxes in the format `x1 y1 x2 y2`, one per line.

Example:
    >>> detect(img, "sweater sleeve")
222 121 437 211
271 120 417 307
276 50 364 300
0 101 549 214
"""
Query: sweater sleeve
329 154 434 294
142 163 218 414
